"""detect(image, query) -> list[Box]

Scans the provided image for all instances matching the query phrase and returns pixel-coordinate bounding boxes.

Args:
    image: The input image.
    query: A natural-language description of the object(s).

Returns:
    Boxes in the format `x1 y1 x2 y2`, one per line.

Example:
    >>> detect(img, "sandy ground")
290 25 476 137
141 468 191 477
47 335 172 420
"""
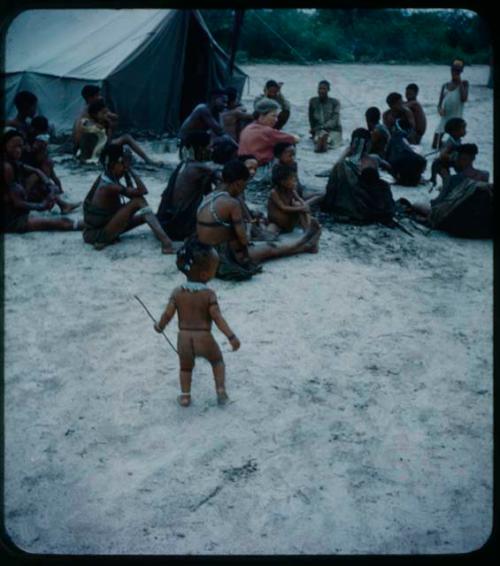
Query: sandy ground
3 63 493 555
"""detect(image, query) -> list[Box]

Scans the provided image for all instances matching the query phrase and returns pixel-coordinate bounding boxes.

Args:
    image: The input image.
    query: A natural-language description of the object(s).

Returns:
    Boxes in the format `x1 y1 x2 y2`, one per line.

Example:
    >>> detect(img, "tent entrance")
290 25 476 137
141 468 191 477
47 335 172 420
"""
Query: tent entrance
179 15 212 124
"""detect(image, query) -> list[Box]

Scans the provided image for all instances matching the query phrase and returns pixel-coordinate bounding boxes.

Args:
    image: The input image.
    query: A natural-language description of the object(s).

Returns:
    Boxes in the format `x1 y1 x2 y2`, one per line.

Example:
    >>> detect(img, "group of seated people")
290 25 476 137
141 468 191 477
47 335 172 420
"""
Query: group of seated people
1 74 493 281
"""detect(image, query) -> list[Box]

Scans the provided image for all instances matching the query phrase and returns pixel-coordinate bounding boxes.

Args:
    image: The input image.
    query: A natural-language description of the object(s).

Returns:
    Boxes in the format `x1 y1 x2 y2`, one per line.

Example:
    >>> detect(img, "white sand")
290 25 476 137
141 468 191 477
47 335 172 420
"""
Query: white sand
4 63 493 555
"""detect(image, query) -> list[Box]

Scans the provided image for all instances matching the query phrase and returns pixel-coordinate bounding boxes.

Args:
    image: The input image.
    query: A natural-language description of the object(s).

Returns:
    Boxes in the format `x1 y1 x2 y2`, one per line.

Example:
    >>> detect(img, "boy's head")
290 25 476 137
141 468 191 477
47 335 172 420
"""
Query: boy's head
184 131 211 161
238 154 259 178
317 80 330 99
14 90 38 118
222 159 250 195
176 237 219 282
455 143 478 171
405 83 419 101
365 106 381 128
209 88 228 112
211 139 238 164
264 79 280 99
272 162 297 191
451 58 465 78
30 116 50 147
386 92 403 111
100 143 128 177
444 117 466 138
273 142 296 165
81 84 101 104
88 99 108 122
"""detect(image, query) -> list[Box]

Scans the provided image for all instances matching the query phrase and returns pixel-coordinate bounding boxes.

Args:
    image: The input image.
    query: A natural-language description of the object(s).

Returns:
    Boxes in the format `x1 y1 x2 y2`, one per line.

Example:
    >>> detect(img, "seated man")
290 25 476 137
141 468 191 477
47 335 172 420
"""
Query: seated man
220 87 254 143
1 130 83 233
308 80 342 152
383 92 416 137
72 84 118 152
82 144 173 252
76 99 162 166
179 89 235 156
385 119 427 186
320 128 396 225
365 107 391 159
4 90 38 139
405 83 427 145
254 80 291 130
157 132 220 241
196 160 321 281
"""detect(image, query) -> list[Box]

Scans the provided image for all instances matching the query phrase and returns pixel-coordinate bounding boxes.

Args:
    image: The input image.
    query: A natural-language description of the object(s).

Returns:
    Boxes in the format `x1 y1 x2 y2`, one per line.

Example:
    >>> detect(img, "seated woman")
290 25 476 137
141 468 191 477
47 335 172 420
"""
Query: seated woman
82 144 173 252
320 128 396 225
1 130 83 233
75 99 163 166
399 145 493 239
157 132 220 241
23 116 81 214
385 119 427 186
238 98 300 191
196 160 321 281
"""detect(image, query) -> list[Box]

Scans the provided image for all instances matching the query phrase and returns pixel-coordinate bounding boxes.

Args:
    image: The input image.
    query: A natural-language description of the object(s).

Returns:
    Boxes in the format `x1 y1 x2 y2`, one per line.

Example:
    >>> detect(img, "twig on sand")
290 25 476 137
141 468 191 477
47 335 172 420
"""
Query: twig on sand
191 485 223 512
134 294 178 353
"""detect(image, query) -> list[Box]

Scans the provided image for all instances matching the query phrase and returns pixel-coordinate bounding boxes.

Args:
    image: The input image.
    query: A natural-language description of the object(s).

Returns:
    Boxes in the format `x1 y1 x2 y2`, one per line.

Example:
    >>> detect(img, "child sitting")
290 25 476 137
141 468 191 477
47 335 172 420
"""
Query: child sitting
272 142 307 197
453 143 489 182
267 163 316 236
154 238 240 407
430 117 466 186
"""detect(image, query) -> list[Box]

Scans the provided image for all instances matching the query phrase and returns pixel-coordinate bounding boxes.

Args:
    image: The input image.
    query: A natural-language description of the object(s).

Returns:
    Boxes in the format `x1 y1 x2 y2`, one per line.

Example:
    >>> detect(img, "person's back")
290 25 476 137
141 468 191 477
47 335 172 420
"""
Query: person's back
172 286 214 330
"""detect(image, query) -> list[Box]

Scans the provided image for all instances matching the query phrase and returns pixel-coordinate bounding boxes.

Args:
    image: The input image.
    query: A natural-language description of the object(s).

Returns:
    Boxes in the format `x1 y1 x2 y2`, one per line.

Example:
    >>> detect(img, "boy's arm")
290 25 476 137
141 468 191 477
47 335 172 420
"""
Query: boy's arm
208 292 240 350
127 168 148 194
270 189 307 212
229 201 249 247
154 293 177 332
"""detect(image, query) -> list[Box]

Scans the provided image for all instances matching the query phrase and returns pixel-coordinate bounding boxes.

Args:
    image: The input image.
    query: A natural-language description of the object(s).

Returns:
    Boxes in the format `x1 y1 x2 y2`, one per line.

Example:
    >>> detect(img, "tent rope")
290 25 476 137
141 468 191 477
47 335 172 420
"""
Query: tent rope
252 11 359 110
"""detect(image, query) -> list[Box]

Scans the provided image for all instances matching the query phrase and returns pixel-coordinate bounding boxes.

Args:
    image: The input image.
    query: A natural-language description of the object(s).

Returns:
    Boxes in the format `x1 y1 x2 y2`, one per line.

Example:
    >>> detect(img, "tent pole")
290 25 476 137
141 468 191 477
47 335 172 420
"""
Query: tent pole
228 9 244 77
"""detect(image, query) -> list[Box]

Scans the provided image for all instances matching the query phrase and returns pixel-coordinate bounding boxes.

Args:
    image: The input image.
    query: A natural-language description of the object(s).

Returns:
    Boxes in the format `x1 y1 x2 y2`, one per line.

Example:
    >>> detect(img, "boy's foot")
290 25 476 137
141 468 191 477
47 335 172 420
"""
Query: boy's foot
177 393 191 407
161 244 175 254
217 389 229 406
146 158 165 167
93 241 108 251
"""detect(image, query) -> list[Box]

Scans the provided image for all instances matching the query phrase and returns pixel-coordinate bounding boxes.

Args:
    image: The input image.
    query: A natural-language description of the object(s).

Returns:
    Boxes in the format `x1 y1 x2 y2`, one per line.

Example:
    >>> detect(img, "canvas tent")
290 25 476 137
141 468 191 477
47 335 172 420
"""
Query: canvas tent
3 9 247 135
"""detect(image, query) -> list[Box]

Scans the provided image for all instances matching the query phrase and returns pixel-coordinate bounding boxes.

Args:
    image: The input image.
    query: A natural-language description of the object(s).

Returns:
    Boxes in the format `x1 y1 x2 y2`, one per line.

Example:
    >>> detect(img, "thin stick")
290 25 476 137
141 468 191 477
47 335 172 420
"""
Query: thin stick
134 295 178 354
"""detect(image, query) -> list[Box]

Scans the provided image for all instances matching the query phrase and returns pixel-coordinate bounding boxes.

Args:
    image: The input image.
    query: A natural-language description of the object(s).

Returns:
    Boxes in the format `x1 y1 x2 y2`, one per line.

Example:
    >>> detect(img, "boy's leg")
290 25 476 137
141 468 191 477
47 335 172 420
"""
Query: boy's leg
140 208 175 253
212 361 229 405
248 218 321 263
197 334 229 405
25 217 81 231
178 369 193 407
98 198 147 246
112 134 163 166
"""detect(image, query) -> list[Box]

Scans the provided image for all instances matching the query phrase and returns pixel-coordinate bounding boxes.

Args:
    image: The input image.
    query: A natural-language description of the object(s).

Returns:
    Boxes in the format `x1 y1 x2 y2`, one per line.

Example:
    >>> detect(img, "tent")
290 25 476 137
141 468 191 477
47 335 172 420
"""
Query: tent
3 9 247 135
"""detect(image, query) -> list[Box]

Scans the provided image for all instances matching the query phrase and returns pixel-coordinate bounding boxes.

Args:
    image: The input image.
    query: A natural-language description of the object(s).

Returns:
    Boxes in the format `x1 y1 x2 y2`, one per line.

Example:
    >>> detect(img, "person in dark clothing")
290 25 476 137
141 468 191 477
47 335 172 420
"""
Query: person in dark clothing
157 132 220 241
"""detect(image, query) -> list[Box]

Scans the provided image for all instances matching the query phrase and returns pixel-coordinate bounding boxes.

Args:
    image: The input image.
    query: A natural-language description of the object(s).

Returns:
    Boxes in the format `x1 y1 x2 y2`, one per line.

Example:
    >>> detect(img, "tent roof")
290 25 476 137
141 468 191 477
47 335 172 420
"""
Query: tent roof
5 9 173 79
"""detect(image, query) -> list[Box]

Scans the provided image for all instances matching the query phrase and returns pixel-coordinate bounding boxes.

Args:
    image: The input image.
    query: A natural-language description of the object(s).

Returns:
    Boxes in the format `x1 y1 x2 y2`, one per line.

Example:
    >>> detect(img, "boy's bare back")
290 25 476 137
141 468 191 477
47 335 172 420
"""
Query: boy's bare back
171 286 217 330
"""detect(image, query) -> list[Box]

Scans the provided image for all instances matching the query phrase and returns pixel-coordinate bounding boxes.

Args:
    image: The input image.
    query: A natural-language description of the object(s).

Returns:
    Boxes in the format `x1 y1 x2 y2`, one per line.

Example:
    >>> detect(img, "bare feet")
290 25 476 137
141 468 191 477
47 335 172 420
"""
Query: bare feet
300 218 322 253
60 201 82 214
162 244 175 254
177 393 191 407
217 389 229 406
146 158 165 167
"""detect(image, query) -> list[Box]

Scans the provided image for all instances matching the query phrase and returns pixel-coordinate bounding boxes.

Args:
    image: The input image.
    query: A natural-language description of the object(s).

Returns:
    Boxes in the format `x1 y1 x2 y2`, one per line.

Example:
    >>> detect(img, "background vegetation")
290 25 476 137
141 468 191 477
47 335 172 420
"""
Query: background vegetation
201 9 491 65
